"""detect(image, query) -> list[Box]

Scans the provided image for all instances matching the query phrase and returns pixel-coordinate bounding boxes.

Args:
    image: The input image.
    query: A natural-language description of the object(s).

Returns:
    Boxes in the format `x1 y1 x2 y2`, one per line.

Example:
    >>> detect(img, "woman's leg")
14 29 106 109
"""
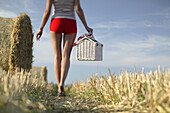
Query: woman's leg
60 33 76 88
50 31 62 92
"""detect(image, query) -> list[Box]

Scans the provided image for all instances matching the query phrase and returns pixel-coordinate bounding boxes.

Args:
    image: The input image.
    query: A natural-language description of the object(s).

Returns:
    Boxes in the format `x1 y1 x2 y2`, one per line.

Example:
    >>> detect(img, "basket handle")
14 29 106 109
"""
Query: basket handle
87 33 95 40
73 33 95 47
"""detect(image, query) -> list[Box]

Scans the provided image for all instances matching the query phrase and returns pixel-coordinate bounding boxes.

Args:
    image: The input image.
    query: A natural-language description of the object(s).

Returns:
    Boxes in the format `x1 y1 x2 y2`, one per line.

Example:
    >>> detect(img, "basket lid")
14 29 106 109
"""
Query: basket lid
73 33 103 47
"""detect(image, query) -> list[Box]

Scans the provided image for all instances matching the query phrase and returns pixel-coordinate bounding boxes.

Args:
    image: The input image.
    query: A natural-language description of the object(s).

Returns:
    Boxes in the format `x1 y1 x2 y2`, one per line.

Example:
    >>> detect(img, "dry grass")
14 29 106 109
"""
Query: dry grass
0 66 81 113
70 66 170 112
30 66 48 82
0 67 55 113
0 66 169 113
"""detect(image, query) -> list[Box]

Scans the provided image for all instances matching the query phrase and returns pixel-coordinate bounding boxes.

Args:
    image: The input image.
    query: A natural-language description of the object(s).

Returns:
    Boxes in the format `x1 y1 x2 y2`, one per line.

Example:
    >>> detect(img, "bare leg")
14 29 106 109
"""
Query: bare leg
60 33 76 92
50 31 62 92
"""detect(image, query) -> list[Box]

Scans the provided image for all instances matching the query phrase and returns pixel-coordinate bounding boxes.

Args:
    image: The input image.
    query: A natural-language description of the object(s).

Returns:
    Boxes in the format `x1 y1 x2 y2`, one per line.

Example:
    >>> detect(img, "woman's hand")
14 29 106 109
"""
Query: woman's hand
36 29 43 41
86 26 93 34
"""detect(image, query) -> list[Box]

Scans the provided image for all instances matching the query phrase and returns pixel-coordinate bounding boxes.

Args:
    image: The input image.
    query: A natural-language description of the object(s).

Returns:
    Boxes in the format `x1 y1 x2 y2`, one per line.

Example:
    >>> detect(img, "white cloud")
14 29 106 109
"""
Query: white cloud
120 56 170 66
152 7 170 19
0 9 17 18
108 35 170 54
147 35 170 46
0 0 40 18
22 0 39 14
93 19 170 29
93 20 149 29
108 35 170 58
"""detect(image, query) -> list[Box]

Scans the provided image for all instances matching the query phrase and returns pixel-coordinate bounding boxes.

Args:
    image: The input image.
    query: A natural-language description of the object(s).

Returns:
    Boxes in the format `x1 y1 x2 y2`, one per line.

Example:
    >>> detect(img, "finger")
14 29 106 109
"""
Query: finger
38 35 41 41
91 29 93 34
36 34 40 41
91 28 93 32
89 29 93 34
36 35 38 41
36 34 39 40
88 29 92 33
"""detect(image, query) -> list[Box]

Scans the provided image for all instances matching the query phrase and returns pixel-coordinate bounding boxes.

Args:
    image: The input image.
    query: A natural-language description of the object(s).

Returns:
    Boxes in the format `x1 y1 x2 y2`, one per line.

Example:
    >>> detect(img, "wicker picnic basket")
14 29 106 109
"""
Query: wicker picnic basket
73 34 103 61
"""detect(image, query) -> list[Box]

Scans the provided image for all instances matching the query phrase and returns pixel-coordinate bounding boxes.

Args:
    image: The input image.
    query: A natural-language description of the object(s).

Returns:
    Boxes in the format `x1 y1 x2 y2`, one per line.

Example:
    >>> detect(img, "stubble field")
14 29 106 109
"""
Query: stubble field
0 66 169 113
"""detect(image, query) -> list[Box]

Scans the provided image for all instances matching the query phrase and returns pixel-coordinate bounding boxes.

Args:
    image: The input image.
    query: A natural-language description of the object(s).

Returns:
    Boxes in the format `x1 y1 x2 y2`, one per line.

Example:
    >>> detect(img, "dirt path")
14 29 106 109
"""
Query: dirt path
47 95 92 112
45 86 131 113
46 95 131 113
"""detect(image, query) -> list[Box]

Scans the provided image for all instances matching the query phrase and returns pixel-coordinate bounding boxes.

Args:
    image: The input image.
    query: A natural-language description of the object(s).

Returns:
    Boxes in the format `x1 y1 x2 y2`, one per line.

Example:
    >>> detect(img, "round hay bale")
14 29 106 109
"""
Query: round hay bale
41 66 47 82
0 13 33 72
30 66 48 82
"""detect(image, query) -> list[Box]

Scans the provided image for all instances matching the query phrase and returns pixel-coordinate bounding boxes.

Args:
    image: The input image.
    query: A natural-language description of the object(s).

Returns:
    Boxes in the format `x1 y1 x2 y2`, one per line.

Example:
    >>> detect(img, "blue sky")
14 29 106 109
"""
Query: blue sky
0 0 170 84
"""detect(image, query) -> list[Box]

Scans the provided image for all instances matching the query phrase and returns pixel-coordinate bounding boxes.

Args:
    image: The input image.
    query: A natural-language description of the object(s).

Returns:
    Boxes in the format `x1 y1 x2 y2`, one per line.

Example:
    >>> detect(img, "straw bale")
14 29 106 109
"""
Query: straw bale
0 17 15 71
41 66 47 82
30 66 48 82
0 13 33 71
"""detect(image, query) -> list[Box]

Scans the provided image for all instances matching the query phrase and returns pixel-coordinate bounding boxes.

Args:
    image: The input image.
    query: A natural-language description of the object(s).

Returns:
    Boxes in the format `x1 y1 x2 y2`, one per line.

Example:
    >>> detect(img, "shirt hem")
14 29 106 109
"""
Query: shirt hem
52 16 76 20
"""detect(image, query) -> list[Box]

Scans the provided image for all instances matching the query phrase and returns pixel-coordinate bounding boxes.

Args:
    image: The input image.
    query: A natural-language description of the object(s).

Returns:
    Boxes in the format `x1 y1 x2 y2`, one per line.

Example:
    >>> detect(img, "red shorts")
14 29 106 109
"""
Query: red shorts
50 18 77 34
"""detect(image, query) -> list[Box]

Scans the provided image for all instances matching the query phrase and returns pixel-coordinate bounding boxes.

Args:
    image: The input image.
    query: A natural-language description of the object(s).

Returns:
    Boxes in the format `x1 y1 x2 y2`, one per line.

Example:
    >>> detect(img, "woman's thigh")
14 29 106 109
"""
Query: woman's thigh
62 33 77 58
50 31 62 57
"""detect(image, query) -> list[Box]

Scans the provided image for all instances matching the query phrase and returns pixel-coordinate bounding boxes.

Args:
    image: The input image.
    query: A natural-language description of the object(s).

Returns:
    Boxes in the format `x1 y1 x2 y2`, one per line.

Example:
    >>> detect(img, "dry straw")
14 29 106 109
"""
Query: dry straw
41 66 47 82
0 13 33 72
70 66 170 112
30 66 48 82
0 67 49 112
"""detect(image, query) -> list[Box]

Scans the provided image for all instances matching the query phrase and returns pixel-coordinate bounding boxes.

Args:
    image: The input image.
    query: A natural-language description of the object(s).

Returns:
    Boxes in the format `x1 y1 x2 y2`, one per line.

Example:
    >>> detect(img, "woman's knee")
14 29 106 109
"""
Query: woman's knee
62 46 72 60
62 53 70 60
54 54 62 61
